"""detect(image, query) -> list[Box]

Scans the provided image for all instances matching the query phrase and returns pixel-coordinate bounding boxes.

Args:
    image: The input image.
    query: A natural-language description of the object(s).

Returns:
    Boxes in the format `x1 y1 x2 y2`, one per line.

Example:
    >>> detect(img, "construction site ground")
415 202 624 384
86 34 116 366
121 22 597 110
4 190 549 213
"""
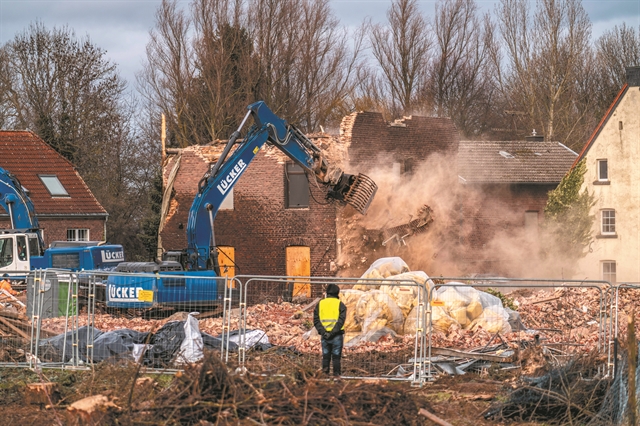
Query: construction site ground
0 286 623 424
0 356 533 425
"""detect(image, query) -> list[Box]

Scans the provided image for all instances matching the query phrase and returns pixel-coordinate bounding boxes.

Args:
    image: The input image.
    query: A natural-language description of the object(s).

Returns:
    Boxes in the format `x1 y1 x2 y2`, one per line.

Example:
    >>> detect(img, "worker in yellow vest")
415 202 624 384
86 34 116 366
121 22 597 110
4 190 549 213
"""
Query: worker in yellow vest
313 283 347 376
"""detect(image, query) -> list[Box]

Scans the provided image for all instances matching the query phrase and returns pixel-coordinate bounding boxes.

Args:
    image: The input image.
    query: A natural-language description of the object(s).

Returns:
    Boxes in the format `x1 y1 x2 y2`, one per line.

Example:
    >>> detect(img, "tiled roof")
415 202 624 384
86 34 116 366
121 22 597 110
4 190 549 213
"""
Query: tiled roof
0 131 107 215
458 140 577 184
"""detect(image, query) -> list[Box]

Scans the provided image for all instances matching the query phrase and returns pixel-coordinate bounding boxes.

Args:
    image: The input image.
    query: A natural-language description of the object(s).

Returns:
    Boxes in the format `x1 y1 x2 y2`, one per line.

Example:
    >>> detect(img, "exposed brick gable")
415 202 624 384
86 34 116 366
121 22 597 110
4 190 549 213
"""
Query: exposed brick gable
341 112 459 167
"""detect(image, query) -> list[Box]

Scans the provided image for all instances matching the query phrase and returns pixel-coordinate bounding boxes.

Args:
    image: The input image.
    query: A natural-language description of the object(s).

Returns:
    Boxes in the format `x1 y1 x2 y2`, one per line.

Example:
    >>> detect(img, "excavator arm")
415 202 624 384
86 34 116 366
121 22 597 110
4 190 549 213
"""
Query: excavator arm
185 101 377 271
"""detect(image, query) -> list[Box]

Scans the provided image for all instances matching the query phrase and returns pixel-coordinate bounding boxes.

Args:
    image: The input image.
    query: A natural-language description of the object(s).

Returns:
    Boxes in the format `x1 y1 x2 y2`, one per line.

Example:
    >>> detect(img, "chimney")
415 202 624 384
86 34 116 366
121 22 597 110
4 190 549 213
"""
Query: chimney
525 129 544 142
627 66 640 87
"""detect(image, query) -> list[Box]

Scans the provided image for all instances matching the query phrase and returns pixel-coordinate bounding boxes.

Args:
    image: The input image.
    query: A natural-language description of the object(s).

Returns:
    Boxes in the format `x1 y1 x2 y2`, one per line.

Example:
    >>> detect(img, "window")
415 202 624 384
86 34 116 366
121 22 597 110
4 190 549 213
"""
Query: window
16 235 27 261
602 261 616 284
39 175 69 196
601 210 616 235
286 163 309 208
67 229 89 241
220 188 234 210
524 211 539 235
0 237 13 268
597 159 608 181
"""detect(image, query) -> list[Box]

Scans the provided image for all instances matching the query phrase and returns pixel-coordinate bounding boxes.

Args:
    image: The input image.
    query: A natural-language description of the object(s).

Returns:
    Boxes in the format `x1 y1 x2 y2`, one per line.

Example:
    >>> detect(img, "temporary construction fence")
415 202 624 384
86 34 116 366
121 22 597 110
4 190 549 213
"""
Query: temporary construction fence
1 269 634 385
427 277 611 379
233 275 430 385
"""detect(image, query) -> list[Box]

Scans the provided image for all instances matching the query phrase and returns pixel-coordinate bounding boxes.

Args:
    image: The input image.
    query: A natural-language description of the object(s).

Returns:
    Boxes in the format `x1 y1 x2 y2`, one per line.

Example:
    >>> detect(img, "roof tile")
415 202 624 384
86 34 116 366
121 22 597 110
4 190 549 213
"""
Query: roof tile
458 140 577 184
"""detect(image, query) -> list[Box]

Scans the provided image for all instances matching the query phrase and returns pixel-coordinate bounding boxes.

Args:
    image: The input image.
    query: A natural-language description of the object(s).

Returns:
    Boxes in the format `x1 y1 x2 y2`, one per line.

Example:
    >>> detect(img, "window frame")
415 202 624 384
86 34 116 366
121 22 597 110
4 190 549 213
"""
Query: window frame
597 159 609 182
285 162 310 209
602 260 616 285
67 228 90 242
601 209 616 235
38 175 69 197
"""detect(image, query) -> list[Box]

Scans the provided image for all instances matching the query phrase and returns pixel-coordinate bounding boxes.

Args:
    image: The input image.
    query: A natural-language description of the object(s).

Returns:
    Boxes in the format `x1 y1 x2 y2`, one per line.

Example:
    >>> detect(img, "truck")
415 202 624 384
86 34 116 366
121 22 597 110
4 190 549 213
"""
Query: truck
106 101 377 310
0 165 125 284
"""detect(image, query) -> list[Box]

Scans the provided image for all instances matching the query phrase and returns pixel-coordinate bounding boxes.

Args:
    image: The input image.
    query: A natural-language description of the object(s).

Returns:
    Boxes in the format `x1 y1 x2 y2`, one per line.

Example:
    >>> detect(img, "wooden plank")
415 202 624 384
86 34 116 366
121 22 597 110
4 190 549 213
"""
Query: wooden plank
418 408 453 426
431 347 516 363
0 310 29 321
0 316 30 340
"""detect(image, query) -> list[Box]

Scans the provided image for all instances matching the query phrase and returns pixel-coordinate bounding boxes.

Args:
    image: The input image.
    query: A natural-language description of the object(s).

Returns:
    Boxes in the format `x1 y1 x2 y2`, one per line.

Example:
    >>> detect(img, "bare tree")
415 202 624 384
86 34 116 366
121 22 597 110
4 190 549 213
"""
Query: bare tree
0 22 157 257
137 0 197 147
429 0 495 137
492 0 594 150
138 0 362 142
594 24 640 115
368 0 432 116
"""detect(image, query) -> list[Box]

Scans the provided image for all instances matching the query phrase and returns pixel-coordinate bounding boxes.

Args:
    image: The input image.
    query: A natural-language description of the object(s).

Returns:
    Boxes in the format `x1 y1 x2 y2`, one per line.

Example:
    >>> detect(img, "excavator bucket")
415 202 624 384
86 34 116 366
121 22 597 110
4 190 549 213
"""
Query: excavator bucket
344 173 378 215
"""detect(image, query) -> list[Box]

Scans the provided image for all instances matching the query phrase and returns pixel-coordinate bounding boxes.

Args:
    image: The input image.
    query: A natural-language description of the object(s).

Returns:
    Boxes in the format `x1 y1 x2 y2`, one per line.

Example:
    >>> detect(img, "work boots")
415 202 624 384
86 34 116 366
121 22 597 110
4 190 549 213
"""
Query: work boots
322 356 331 375
332 355 341 376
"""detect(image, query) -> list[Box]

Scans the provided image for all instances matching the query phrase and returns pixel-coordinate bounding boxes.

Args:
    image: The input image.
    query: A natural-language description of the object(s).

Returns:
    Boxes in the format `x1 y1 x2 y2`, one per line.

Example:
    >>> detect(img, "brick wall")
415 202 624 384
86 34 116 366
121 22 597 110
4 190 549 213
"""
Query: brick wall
0 217 105 246
341 112 459 167
160 146 337 277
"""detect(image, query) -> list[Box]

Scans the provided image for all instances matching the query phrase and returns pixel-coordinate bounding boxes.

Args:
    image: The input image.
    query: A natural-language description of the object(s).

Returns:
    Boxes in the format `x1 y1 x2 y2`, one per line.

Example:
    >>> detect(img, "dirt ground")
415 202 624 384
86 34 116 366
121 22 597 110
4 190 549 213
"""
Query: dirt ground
0 355 550 426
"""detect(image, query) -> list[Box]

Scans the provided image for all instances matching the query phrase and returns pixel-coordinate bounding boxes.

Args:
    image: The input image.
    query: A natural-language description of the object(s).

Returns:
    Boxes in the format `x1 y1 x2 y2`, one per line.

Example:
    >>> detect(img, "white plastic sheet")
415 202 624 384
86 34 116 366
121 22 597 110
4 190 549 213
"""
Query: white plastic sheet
174 313 204 365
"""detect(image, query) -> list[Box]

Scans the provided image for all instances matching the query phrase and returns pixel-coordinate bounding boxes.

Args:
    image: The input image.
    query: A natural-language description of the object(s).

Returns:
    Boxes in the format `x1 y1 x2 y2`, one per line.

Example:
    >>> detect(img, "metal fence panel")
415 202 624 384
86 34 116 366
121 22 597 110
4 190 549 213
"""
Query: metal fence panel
427 277 610 378
236 275 430 385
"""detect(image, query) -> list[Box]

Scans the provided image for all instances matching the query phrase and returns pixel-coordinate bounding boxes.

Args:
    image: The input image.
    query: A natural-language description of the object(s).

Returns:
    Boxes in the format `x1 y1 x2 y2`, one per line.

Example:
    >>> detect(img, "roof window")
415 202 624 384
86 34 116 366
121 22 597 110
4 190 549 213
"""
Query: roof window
499 150 515 159
39 175 69 197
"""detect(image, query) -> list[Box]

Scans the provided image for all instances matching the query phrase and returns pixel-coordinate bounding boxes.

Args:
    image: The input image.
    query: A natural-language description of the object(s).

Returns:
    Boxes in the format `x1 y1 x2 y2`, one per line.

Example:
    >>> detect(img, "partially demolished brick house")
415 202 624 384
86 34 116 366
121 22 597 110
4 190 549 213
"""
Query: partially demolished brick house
158 139 340 282
158 112 460 281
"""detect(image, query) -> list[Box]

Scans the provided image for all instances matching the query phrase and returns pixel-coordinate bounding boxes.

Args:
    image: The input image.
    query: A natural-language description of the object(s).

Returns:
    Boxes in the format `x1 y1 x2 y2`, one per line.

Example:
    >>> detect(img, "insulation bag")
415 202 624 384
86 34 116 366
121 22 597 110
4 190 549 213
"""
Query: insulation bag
339 289 364 332
354 290 404 334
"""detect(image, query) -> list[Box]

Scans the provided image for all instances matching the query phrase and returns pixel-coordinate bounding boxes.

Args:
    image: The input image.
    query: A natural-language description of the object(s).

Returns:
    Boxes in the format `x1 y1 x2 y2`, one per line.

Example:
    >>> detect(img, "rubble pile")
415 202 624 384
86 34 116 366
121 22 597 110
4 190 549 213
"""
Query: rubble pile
31 265 612 361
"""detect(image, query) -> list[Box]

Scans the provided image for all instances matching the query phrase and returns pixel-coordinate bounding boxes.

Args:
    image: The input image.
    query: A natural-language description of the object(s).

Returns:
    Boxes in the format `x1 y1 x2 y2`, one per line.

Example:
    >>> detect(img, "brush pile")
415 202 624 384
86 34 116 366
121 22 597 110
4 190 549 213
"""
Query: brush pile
487 351 610 424
119 352 428 425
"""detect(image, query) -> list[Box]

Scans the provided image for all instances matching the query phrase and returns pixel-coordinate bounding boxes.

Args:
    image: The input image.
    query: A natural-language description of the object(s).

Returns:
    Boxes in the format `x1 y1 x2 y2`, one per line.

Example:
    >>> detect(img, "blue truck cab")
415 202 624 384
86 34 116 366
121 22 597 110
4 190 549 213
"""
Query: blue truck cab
30 241 125 272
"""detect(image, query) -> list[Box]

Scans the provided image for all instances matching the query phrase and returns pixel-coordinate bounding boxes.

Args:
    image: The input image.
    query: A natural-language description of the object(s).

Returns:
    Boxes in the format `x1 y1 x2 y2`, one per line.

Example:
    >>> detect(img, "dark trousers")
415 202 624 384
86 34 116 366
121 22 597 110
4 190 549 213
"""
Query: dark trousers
321 334 344 376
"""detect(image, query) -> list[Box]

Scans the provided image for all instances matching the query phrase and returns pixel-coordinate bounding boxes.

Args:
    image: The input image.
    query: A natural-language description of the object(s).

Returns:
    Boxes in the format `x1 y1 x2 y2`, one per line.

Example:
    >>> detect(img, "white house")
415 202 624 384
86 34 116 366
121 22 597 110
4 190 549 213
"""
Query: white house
574 67 640 284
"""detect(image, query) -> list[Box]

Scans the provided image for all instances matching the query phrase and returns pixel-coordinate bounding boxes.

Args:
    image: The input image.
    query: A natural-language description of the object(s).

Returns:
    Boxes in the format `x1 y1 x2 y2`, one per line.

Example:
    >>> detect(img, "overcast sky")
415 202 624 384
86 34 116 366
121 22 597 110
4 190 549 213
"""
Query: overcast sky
0 0 638 89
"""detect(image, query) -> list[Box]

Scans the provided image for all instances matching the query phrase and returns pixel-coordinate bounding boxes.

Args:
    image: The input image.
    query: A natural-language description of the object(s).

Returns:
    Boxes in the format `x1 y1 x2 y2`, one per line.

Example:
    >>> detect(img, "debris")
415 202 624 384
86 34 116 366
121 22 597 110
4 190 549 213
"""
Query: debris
418 407 454 426
487 352 609 423
67 394 120 424
25 382 60 405
431 346 516 363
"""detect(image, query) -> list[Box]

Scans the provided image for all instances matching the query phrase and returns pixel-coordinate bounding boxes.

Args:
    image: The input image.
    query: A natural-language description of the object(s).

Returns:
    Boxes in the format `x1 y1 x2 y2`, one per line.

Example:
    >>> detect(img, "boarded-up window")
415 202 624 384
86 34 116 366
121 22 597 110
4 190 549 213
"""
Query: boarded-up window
286 163 309 208
524 211 539 245
217 246 235 287
286 246 311 297
524 211 539 230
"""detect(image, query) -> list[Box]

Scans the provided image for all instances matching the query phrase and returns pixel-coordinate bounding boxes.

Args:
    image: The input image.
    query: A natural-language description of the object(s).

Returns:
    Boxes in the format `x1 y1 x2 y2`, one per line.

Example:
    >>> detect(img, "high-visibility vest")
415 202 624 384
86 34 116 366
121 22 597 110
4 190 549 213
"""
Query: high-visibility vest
319 297 343 332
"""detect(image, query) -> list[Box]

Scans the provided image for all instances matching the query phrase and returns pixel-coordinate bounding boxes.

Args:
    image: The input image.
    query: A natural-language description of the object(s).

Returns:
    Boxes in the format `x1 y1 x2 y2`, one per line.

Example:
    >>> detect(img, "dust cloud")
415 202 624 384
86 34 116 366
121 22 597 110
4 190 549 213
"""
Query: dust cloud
336 152 574 281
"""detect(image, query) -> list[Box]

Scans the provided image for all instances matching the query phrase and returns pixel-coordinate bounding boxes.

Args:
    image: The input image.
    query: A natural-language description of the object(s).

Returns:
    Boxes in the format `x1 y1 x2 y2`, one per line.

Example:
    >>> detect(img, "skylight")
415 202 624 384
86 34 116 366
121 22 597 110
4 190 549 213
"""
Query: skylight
499 150 515 159
39 175 69 196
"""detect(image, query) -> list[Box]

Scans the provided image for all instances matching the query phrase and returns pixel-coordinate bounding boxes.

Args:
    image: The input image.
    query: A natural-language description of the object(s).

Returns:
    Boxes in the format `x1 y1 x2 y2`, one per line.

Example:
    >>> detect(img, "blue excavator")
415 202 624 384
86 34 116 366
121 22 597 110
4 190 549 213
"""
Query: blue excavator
107 101 377 309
